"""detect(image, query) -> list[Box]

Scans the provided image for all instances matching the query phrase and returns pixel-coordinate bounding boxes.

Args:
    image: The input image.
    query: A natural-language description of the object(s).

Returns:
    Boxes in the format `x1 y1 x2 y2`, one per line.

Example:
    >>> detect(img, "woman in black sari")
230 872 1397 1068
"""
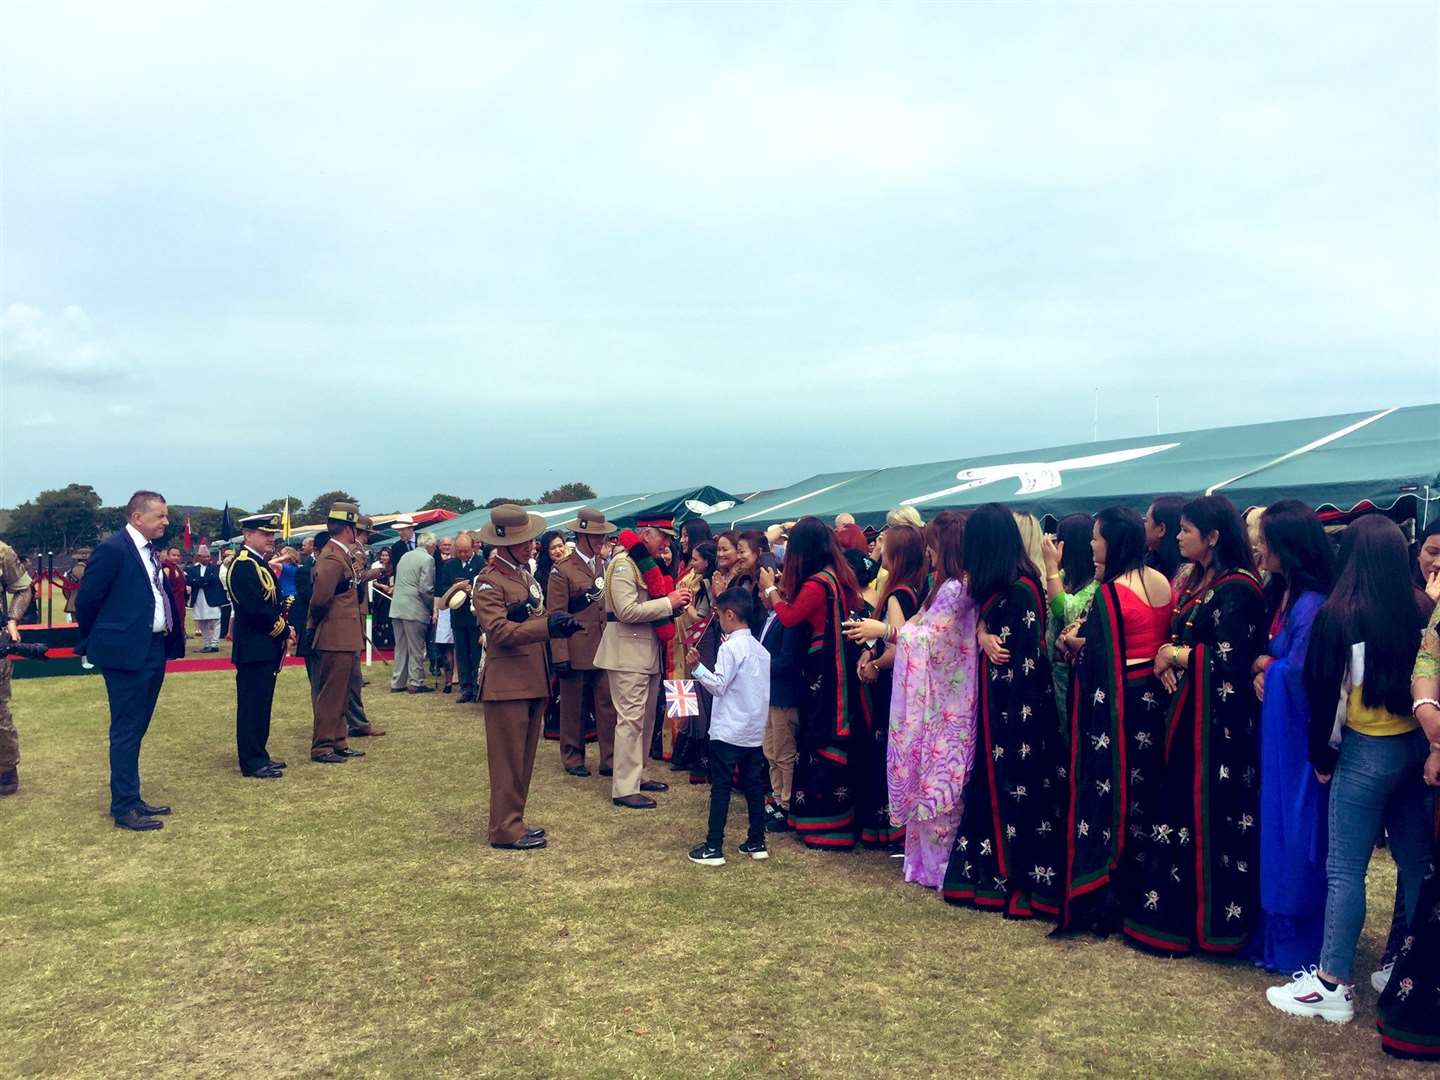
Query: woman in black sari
942 503 1064 918
759 517 865 850
1053 507 1175 935
1122 494 1265 957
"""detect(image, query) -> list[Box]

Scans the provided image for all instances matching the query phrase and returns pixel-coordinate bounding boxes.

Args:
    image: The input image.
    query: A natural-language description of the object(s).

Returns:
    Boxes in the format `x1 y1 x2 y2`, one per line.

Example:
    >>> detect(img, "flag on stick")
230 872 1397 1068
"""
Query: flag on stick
182 517 193 551
281 499 292 540
663 679 699 718
219 502 234 540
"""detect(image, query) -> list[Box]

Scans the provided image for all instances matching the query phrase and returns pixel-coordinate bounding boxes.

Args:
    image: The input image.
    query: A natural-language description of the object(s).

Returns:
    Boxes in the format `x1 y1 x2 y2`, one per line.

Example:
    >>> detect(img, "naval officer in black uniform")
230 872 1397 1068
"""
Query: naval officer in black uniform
226 513 293 779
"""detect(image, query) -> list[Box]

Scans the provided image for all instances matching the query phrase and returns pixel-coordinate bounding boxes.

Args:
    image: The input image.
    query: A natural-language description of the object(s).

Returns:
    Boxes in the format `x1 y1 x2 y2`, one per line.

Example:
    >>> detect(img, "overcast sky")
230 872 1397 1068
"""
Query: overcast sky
2 2 1437 512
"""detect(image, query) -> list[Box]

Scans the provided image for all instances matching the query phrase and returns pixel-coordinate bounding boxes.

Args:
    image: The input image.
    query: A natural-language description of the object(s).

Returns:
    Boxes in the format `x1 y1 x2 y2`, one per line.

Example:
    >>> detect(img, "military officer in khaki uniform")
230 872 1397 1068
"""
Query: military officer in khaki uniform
0 541 36 796
344 515 385 739
594 519 691 809
473 505 582 850
306 503 366 764
547 507 619 778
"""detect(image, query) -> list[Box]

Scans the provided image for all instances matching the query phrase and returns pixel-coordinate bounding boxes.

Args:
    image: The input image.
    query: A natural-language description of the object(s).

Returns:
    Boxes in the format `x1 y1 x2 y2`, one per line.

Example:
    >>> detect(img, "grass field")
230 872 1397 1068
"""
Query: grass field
1 663 1423 1079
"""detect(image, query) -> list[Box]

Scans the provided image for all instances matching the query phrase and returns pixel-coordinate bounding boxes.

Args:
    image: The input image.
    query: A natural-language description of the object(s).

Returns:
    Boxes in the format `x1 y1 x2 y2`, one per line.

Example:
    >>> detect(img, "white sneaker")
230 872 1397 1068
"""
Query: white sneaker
1371 963 1394 993
1265 967 1355 1024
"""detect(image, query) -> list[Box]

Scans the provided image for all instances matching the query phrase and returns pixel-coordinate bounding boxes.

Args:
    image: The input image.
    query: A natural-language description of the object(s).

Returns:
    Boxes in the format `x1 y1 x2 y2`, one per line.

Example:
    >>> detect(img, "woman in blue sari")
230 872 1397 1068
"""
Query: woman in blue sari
1250 500 1333 972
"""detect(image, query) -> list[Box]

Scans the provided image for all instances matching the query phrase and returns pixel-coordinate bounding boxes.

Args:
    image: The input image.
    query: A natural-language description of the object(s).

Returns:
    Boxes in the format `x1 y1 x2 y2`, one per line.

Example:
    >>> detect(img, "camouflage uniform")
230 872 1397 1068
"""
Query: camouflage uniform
0 541 36 778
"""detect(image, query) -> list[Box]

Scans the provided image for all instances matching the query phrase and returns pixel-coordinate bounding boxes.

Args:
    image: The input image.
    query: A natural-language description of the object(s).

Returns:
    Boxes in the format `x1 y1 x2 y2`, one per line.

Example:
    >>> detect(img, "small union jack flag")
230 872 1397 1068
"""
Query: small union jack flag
664 679 699 718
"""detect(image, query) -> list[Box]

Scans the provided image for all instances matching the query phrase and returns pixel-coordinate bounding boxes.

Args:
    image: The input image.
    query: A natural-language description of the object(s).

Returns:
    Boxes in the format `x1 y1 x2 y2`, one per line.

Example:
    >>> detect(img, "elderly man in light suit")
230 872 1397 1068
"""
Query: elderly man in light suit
390 531 437 694
594 520 692 809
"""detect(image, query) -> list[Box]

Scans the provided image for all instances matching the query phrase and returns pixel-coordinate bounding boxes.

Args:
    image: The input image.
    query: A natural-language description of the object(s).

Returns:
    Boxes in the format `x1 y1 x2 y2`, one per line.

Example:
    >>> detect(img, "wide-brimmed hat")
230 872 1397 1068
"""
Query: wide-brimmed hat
355 515 376 535
562 507 617 536
239 513 282 535
440 580 472 610
327 502 361 525
390 514 416 530
476 504 547 547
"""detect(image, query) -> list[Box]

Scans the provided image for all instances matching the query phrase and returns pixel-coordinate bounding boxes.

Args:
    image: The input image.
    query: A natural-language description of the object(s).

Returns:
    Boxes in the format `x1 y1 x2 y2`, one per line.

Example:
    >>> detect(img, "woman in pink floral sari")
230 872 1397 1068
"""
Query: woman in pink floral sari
888 511 978 887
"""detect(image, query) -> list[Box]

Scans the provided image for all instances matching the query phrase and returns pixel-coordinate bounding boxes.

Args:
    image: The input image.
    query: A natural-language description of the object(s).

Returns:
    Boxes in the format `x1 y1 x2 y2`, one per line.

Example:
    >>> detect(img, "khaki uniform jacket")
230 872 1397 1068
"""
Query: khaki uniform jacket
350 543 371 616
1 542 33 623
593 553 673 675
307 542 363 652
473 559 550 702
546 549 607 669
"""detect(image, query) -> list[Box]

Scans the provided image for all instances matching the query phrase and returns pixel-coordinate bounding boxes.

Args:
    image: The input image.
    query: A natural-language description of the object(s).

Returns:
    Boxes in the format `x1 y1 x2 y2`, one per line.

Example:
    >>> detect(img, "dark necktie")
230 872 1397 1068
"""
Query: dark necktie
146 543 174 633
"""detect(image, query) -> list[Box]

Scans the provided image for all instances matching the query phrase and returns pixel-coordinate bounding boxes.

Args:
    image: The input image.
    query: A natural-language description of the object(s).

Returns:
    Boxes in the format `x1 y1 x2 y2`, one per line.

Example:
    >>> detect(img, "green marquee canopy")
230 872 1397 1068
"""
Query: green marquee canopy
704 404 1440 529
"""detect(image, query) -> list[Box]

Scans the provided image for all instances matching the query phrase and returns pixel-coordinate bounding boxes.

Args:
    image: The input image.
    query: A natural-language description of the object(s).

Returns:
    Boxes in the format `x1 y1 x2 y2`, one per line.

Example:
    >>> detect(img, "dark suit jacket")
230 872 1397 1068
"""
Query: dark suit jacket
185 563 226 607
439 554 485 629
76 529 185 669
228 547 288 667
388 538 417 577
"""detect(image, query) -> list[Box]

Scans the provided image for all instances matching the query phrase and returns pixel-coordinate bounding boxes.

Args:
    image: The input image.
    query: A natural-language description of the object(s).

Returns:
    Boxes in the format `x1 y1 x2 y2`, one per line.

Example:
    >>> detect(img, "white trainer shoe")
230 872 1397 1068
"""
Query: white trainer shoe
1265 967 1355 1024
1371 963 1394 993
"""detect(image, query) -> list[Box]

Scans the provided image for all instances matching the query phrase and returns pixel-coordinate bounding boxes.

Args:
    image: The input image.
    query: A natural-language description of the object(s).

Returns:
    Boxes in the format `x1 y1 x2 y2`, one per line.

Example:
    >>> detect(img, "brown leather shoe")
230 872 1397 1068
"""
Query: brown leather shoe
613 794 657 810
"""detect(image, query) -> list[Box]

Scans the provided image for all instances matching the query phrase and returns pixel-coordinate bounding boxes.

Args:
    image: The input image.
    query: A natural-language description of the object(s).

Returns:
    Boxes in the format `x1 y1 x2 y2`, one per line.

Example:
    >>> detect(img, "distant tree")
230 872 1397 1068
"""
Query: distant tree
424 493 477 515
483 496 533 510
539 481 596 504
256 495 306 517
2 483 102 554
304 490 358 524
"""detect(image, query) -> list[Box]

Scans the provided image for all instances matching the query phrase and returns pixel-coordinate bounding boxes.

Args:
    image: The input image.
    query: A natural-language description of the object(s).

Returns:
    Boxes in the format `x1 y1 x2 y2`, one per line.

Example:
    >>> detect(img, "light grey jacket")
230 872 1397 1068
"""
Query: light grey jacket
389 547 435 623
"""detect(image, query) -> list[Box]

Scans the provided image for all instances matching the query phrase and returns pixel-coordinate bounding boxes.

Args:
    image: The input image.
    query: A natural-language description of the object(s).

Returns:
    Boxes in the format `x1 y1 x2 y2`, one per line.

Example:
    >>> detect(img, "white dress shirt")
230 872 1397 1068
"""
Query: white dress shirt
691 627 771 747
126 524 169 633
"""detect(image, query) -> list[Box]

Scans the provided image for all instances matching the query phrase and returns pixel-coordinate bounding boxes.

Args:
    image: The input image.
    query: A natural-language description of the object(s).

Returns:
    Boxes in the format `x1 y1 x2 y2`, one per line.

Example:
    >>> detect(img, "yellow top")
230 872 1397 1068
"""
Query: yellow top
1345 686 1417 737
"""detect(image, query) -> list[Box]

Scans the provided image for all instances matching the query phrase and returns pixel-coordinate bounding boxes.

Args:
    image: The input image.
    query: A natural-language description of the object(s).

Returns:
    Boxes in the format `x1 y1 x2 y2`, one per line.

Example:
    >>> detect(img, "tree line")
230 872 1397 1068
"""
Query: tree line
0 482 597 555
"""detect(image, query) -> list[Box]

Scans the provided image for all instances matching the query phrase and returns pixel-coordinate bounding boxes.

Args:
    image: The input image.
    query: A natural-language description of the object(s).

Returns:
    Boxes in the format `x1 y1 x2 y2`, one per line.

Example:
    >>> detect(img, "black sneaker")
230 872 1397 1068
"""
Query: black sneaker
764 805 790 833
739 838 769 860
687 844 725 866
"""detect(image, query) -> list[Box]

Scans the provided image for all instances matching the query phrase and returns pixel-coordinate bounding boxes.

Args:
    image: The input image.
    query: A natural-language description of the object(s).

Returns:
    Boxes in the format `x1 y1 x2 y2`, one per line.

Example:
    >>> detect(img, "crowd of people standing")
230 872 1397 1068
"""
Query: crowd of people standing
6 487 1437 1063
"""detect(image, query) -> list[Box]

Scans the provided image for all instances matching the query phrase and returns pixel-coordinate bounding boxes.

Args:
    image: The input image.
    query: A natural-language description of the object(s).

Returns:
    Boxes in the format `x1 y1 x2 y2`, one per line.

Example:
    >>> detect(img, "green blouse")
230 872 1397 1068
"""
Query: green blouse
1415 603 1440 682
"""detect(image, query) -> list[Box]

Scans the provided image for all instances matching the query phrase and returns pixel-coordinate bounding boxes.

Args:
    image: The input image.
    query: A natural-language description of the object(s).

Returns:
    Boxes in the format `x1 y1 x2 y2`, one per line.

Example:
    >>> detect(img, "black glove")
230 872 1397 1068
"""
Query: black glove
547 612 581 638
552 660 573 677
567 593 597 615
506 601 531 623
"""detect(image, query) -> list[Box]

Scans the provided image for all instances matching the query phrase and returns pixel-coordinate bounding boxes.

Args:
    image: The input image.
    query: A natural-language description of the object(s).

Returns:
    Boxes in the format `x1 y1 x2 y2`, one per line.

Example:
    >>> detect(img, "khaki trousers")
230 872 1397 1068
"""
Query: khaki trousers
558 667 617 771
763 705 799 809
607 669 659 798
484 697 544 844
310 650 355 756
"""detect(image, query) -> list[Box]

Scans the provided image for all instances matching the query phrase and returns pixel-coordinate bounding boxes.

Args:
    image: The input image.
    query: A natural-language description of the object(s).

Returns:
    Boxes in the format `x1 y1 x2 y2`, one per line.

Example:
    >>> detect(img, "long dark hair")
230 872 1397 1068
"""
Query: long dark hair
780 516 860 612
681 518 712 557
689 540 717 581
1056 512 1096 591
876 523 927 616
536 530 565 584
1259 499 1333 617
1182 495 1256 580
1413 518 1440 592
1146 495 1186 579
965 503 1033 602
1095 506 1148 584
1306 514 1423 717
923 511 967 609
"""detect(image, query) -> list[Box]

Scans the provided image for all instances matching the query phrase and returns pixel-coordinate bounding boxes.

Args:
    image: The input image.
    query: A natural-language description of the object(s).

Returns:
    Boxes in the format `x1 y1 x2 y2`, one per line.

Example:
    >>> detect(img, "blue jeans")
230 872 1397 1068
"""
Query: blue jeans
101 634 168 817
1319 728 1433 981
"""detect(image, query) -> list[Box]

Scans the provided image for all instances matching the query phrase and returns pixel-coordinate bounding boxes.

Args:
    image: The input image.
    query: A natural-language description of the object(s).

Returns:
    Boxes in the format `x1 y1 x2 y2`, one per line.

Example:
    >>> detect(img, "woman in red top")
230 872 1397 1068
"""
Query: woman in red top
759 517 863 849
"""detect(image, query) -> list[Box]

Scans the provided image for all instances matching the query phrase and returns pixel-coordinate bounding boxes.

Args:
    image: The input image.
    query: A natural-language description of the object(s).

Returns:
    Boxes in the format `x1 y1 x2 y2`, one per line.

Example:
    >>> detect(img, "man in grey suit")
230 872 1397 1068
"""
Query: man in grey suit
389 531 437 694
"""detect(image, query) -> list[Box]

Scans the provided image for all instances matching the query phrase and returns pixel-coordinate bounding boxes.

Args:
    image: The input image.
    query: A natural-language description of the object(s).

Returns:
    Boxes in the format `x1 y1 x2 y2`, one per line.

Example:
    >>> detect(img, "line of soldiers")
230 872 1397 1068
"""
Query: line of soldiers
47 497 691 853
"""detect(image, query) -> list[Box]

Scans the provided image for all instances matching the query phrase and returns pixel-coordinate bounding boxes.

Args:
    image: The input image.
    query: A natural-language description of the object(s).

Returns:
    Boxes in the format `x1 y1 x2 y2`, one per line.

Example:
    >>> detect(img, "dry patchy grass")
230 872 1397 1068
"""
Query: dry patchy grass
0 666 1424 1079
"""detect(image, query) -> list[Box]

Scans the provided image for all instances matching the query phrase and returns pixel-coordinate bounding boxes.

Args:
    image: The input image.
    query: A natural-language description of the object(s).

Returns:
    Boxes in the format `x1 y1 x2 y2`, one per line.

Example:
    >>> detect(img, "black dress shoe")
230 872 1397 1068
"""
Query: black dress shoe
599 767 613 777
311 752 347 764
456 691 475 704
639 780 669 793
409 685 434 694
335 747 366 758
565 765 591 778
443 684 453 694
613 794 657 810
243 766 284 779
491 833 547 850
525 826 546 839
390 686 407 693
267 759 288 770
137 801 172 816
114 809 163 831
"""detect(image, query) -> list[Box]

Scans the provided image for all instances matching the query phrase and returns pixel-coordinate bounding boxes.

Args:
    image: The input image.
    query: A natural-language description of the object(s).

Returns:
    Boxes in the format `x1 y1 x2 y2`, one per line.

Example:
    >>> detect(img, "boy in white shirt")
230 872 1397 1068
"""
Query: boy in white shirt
684 588 771 866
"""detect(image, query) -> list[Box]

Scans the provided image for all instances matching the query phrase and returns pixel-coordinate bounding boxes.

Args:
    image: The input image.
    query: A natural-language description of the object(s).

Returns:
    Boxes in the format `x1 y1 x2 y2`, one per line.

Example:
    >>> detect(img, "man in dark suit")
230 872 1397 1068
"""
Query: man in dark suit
387 515 418 576
185 546 227 652
225 514 293 779
440 530 485 703
75 490 186 831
